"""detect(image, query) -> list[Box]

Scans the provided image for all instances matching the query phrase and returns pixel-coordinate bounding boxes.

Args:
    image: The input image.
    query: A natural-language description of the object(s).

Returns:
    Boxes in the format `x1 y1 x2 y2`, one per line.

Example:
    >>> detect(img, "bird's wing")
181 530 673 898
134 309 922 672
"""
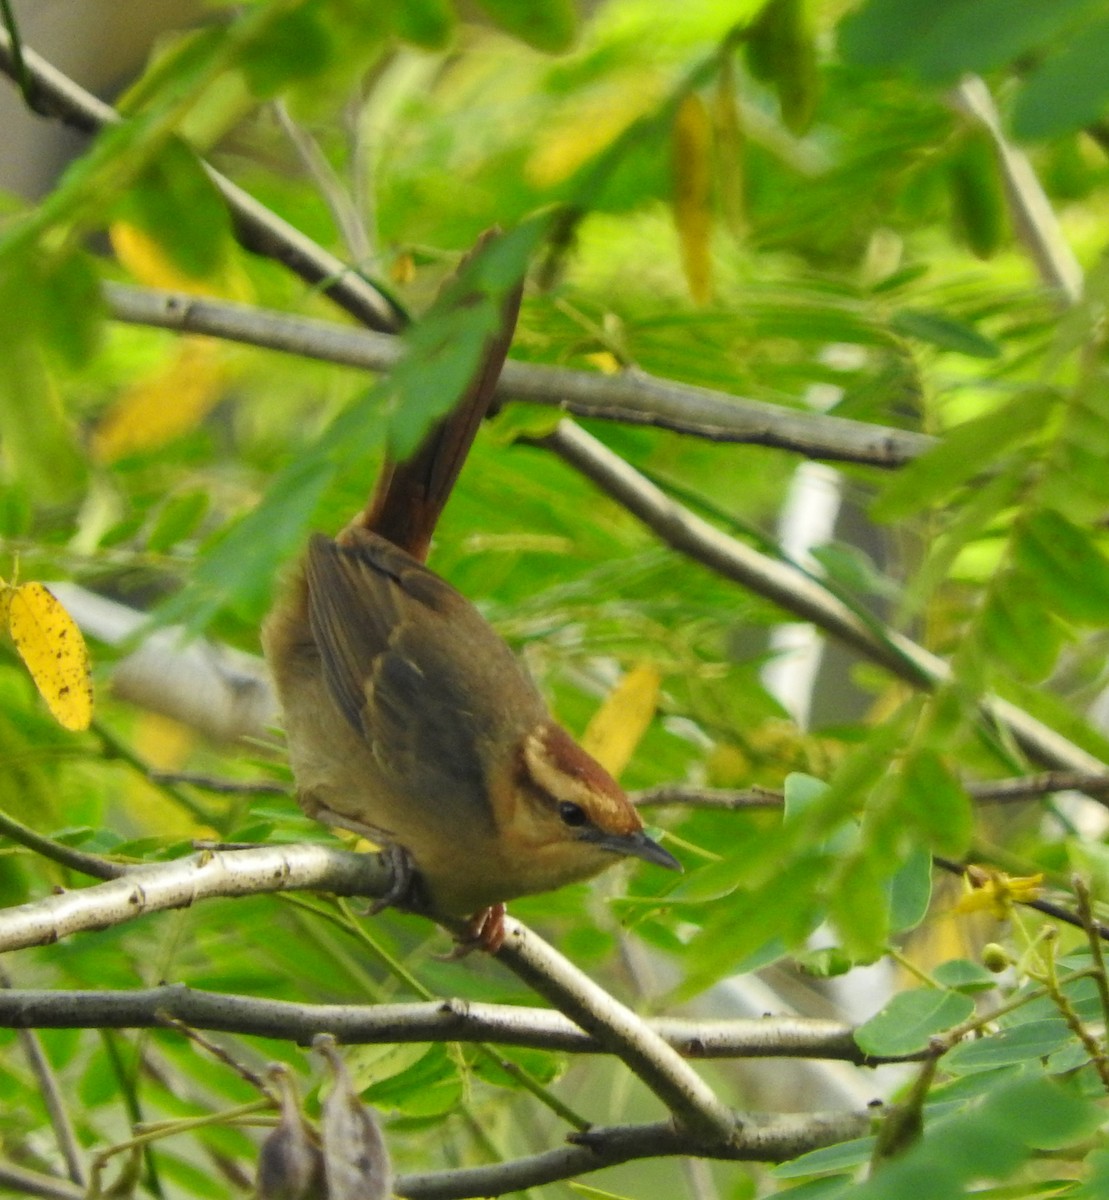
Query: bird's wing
304 529 535 821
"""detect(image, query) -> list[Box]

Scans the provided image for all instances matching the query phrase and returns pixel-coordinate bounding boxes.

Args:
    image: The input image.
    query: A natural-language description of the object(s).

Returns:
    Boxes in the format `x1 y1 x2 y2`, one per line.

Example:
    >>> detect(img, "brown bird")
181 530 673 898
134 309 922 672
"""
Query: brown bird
262 236 679 948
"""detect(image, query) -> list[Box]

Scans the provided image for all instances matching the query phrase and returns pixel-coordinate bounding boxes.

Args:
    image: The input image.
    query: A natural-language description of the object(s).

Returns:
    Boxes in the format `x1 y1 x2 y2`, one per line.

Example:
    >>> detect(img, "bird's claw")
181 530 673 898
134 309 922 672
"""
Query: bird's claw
444 903 507 957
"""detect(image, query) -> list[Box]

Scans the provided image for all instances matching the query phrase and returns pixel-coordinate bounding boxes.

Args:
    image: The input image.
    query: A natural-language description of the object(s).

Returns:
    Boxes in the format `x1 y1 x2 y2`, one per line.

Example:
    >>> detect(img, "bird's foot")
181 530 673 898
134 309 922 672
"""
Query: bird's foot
446 904 507 957
369 843 428 915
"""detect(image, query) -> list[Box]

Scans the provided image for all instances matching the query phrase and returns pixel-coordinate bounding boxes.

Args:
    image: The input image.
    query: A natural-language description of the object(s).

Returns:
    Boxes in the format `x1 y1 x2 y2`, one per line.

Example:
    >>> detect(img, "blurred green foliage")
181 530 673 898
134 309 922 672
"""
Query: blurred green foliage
1 0 1109 1195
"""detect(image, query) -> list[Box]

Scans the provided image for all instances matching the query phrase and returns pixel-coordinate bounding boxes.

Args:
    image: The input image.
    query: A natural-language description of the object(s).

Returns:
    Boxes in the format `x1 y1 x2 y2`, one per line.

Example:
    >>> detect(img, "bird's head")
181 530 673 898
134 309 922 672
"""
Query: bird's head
496 721 681 890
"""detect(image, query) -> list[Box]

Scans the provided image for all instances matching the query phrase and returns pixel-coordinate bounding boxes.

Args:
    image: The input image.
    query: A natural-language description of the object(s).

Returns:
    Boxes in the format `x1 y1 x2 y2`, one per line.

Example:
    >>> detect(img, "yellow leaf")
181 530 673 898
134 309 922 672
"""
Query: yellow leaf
6 582 93 731
580 663 661 779
672 93 714 305
953 869 1043 919
109 222 252 301
526 76 664 188
584 351 621 375
91 337 230 463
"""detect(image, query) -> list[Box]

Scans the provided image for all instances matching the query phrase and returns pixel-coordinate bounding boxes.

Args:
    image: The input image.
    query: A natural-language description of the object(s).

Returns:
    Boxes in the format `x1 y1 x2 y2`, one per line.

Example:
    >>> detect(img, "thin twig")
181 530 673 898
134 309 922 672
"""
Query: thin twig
273 99 373 266
0 806 127 881
147 771 289 796
0 968 87 1187
101 282 932 467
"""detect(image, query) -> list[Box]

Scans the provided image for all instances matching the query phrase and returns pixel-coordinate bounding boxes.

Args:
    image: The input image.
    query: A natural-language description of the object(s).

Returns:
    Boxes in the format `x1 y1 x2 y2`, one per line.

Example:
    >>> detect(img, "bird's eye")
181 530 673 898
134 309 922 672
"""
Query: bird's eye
559 801 587 827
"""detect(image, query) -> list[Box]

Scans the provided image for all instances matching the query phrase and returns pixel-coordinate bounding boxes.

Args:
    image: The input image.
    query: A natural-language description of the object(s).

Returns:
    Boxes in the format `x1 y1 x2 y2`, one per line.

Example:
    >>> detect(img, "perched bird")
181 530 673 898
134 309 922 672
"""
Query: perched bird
262 235 679 947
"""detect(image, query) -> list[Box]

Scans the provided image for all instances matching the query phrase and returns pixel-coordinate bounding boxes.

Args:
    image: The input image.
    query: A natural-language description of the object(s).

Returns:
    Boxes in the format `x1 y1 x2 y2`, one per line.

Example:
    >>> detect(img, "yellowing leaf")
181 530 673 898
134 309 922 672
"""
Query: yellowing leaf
672 92 714 305
6 582 93 731
92 337 230 463
581 663 661 779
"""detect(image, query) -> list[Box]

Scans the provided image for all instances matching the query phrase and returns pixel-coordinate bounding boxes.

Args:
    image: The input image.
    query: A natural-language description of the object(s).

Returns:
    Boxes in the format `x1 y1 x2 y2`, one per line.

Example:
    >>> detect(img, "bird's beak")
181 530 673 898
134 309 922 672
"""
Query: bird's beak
583 828 683 872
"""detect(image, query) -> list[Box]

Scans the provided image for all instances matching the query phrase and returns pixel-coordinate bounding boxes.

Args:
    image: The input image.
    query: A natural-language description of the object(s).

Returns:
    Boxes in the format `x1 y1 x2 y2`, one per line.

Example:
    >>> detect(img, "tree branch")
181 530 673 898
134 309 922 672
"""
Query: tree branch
0 986 907 1064
541 419 1108 775
635 772 1109 810
395 1113 875 1199
102 282 932 467
0 28 405 333
0 845 389 954
486 917 737 1142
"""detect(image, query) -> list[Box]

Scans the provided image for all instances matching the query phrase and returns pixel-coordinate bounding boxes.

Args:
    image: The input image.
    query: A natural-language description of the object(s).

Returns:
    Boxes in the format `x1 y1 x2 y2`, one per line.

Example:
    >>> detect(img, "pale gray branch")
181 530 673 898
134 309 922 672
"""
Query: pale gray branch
487 916 737 1142
102 282 932 467
0 987 896 1063
396 1113 875 1199
0 29 404 333
0 845 389 954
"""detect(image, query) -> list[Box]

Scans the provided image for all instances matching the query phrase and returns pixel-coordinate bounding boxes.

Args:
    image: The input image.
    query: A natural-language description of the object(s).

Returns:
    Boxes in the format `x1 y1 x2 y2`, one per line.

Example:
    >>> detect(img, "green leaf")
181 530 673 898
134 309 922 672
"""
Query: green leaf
947 129 1006 259
1014 509 1109 625
146 491 211 553
887 847 933 934
1013 19 1109 140
117 136 233 279
163 454 335 629
912 0 1102 82
943 1020 1072 1074
360 1044 462 1117
855 988 974 1057
383 219 543 459
774 1138 876 1179
828 853 889 961
932 959 997 994
838 0 1102 82
899 749 972 855
890 308 1001 359
783 772 830 821
386 0 455 49
471 0 578 53
238 2 335 95
745 0 820 134
979 573 1064 681
35 251 104 368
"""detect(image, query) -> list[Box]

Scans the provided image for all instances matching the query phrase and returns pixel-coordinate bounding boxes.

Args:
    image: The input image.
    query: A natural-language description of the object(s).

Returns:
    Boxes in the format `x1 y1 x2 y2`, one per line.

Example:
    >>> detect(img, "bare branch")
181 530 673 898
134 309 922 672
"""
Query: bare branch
0 845 389 954
0 28 405 333
102 282 932 467
395 1113 875 1199
487 916 736 1142
0 987 908 1064
542 419 1108 775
